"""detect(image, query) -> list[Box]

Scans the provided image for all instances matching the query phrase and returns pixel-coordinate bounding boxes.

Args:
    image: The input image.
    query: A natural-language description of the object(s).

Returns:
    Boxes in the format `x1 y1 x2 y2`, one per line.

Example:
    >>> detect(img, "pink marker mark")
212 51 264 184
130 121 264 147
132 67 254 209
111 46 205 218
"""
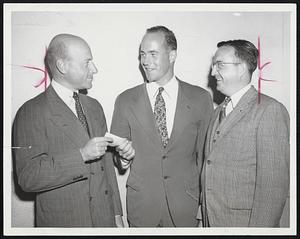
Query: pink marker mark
19 46 48 91
257 36 276 103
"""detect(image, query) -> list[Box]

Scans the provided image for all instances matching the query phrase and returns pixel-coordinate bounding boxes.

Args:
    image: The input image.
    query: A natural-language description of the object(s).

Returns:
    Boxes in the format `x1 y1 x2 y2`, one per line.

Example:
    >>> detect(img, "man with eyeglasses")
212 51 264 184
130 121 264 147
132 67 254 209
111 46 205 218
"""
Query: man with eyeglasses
198 39 289 227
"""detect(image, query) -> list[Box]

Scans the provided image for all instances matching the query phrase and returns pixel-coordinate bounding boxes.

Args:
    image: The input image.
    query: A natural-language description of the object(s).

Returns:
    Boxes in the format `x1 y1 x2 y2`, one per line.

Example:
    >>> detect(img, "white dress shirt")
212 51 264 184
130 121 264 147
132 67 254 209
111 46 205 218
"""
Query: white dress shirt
226 84 251 116
51 80 79 117
146 76 179 137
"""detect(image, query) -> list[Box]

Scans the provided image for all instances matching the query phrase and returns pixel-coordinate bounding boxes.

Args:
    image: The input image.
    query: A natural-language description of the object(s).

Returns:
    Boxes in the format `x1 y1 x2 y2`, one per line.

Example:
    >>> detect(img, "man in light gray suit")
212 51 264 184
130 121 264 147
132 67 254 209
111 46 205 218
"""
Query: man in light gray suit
13 34 124 227
198 39 290 227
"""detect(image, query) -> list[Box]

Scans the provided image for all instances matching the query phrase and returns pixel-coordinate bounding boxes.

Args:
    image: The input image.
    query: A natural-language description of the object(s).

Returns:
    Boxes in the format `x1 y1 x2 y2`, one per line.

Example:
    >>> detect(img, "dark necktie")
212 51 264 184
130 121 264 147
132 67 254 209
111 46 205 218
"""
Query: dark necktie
154 87 169 148
73 92 90 137
219 97 231 124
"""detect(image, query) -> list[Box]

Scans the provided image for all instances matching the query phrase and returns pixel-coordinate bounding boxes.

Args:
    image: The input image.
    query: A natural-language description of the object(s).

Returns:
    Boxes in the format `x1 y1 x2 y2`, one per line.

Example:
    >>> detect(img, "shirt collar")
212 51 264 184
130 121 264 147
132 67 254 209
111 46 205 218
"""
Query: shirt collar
147 76 178 99
51 79 77 101
229 84 251 108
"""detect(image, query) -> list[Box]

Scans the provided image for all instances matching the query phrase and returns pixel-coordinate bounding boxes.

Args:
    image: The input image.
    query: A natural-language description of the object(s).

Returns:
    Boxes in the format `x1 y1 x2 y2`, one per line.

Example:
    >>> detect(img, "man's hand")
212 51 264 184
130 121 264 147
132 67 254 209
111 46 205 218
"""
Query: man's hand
80 137 113 162
116 139 135 161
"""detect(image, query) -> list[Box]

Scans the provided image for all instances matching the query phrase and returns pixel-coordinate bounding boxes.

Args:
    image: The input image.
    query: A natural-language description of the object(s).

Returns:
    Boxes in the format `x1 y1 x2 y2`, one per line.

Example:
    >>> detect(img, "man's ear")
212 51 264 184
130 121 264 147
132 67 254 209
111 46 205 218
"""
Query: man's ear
56 59 67 74
169 50 177 63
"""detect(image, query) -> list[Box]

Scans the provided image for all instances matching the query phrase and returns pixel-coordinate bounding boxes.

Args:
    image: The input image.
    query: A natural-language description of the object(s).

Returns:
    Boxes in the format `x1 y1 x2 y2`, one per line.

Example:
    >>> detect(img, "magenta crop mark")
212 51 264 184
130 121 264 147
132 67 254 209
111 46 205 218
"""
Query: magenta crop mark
18 47 48 91
257 36 276 104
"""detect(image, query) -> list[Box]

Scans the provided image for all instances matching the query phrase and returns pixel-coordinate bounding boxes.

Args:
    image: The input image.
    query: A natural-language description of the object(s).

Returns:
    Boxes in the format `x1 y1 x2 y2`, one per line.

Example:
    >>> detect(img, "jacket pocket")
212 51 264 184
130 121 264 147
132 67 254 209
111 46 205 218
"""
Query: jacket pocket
184 172 200 202
126 171 143 191
40 198 74 212
227 194 253 209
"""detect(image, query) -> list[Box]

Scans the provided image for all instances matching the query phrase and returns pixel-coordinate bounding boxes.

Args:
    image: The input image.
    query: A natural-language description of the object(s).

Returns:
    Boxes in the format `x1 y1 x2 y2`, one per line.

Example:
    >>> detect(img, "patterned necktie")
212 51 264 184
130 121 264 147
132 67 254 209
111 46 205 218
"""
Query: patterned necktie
154 87 169 148
73 92 90 137
219 97 231 124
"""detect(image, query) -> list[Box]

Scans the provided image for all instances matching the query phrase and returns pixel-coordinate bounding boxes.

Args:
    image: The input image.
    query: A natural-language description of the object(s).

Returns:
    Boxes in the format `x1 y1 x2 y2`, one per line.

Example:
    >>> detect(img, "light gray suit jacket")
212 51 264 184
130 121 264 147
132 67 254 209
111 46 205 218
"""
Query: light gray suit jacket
111 79 213 227
13 85 122 227
200 86 289 227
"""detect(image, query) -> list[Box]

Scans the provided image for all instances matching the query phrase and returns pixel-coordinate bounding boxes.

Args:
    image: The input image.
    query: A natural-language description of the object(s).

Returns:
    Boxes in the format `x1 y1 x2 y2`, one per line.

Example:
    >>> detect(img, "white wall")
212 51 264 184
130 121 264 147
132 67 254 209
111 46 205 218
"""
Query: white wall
8 6 292 227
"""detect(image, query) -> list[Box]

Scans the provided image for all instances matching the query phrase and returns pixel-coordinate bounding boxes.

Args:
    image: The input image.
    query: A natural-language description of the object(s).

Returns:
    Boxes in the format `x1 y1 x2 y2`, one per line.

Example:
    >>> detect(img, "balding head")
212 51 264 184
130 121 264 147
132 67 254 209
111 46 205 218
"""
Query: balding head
45 34 89 79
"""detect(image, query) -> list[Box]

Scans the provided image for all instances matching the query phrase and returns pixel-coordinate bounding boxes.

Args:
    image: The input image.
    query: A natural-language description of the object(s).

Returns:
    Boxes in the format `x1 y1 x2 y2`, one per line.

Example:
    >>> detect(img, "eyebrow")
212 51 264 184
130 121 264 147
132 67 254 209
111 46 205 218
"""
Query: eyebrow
140 50 158 54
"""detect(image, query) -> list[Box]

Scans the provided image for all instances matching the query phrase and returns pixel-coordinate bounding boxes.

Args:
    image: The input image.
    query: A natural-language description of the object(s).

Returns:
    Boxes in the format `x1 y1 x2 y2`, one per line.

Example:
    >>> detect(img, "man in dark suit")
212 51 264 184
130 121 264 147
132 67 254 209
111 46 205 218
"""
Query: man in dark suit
199 40 290 227
13 34 124 227
110 26 213 227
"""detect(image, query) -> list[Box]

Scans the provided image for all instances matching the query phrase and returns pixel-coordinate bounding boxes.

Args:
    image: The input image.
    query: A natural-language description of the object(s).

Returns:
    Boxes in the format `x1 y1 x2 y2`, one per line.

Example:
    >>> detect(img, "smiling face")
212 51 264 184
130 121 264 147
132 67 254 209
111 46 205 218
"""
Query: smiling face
139 32 176 86
211 46 247 96
63 39 98 91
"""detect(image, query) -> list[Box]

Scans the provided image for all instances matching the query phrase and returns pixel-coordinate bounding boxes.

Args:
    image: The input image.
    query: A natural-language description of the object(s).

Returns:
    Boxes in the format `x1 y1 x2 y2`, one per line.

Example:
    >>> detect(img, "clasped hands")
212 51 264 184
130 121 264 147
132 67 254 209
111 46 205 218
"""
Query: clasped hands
80 133 135 162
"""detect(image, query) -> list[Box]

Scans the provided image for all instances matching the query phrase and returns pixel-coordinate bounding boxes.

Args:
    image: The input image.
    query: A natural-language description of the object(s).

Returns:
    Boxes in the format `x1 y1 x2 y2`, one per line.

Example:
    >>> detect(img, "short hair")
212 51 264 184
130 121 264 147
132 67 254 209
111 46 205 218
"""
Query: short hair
146 25 177 51
217 39 258 75
45 34 87 79
45 35 69 79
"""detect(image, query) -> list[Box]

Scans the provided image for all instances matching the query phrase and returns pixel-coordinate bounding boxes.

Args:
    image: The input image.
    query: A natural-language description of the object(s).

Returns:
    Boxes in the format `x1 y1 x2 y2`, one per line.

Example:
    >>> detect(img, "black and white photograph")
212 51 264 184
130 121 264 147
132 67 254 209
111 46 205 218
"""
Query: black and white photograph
3 3 296 236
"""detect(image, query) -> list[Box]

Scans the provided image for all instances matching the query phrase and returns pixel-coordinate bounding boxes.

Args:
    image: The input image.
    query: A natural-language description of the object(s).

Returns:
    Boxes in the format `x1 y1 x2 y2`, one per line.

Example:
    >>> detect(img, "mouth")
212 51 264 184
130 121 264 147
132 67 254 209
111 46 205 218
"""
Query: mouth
215 75 223 82
144 67 155 73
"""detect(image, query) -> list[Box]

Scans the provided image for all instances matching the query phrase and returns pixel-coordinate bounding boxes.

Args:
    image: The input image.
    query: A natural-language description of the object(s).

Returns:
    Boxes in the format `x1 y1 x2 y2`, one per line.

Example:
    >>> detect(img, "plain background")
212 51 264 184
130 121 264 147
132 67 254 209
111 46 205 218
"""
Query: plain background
5 4 294 232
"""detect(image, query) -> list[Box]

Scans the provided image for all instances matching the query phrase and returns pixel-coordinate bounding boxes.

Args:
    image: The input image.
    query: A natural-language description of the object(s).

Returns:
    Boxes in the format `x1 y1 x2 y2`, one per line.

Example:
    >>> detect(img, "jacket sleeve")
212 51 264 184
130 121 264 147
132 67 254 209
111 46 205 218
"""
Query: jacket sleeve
110 95 132 170
249 102 290 226
12 102 89 193
196 91 214 172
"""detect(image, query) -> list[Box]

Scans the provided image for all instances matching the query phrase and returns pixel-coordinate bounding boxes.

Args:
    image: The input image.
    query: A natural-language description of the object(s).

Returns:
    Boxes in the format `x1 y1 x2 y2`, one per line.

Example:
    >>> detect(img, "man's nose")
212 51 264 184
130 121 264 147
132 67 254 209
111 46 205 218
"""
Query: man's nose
211 64 217 76
91 62 98 74
141 55 150 66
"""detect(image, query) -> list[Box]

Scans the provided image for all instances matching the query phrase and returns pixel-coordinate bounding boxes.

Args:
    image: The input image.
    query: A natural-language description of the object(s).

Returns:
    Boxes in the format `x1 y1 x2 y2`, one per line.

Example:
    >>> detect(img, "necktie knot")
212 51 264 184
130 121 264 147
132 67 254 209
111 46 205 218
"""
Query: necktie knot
158 87 164 94
223 97 231 106
73 91 79 101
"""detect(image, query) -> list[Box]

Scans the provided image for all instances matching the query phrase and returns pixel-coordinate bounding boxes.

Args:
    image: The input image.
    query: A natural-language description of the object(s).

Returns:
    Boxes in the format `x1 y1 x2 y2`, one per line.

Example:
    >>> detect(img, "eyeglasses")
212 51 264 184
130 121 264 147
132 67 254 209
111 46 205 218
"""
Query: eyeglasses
211 61 241 70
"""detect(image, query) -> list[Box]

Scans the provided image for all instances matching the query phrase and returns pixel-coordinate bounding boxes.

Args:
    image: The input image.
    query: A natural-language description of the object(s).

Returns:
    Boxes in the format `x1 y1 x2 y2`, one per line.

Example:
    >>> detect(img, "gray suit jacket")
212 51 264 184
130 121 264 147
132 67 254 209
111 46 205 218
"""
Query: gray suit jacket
111 79 213 227
200 86 289 227
13 85 122 227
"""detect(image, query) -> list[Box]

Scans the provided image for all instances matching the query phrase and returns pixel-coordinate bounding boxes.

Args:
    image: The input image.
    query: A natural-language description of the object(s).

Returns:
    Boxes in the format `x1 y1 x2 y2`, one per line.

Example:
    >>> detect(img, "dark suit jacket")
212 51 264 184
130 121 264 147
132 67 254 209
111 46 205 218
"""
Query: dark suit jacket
13 85 122 227
111 79 213 227
200 86 290 227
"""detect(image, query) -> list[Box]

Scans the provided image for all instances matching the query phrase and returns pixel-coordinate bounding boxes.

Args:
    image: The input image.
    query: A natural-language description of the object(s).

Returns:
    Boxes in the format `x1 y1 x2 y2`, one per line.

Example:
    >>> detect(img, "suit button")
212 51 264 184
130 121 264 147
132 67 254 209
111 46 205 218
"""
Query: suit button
105 190 108 195
162 155 167 160
212 139 216 143
207 160 211 165
164 176 169 179
216 131 220 134
89 196 93 201
90 171 95 175
101 166 104 171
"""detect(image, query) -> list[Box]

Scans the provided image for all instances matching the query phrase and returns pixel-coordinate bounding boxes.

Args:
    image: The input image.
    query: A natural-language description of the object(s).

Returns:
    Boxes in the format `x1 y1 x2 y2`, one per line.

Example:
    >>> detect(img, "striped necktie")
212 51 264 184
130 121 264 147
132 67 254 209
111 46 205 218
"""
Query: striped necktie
73 92 90 137
219 97 231 124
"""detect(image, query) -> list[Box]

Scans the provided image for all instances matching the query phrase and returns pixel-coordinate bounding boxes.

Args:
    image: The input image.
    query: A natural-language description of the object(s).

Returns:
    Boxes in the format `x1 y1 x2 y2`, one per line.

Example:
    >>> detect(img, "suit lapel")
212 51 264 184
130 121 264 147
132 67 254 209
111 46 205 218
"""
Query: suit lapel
205 108 221 155
209 86 258 152
167 80 194 150
130 84 163 151
219 86 257 137
80 95 104 138
46 85 90 147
